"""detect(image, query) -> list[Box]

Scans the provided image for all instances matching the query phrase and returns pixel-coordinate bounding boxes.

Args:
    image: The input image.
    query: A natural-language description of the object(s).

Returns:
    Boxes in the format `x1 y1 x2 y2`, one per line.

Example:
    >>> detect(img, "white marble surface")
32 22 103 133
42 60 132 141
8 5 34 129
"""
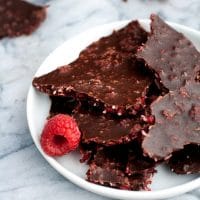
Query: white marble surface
0 0 200 199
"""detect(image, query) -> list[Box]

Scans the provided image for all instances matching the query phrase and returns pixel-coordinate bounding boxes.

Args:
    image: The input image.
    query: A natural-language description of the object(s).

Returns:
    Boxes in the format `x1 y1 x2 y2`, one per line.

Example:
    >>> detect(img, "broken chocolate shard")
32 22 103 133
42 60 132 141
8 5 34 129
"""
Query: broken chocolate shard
0 0 46 38
142 81 200 160
168 144 200 174
74 111 144 146
79 142 97 163
87 142 155 190
33 21 152 115
137 14 200 91
92 145 128 171
137 14 200 161
87 163 127 188
126 142 156 176
87 163 153 190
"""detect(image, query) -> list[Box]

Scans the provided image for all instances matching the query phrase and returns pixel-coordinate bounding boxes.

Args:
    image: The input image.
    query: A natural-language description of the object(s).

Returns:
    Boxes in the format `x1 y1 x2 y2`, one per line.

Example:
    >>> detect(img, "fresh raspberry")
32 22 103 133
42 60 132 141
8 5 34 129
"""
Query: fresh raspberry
40 114 81 156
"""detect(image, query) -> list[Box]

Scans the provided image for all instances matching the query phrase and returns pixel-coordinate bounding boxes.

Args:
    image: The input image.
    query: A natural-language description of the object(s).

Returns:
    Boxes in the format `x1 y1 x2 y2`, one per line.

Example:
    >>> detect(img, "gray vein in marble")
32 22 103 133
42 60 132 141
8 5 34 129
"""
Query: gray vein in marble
0 137 33 160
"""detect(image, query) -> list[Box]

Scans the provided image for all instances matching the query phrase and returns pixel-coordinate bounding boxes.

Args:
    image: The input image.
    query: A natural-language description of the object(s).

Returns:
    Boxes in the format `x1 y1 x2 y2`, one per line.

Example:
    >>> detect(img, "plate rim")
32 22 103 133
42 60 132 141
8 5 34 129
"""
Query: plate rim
27 19 200 200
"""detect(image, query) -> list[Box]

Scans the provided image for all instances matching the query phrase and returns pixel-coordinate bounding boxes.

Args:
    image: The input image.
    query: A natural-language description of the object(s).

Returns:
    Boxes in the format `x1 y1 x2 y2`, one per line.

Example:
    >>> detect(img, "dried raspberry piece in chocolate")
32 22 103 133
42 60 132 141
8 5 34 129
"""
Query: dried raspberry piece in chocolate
168 144 200 174
142 81 200 160
33 21 152 115
74 111 145 145
137 14 200 90
0 0 46 38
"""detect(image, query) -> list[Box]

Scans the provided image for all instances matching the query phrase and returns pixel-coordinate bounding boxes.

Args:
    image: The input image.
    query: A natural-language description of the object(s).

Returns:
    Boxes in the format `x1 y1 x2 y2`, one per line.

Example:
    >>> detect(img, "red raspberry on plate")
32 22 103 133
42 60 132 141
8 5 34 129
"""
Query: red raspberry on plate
40 114 81 156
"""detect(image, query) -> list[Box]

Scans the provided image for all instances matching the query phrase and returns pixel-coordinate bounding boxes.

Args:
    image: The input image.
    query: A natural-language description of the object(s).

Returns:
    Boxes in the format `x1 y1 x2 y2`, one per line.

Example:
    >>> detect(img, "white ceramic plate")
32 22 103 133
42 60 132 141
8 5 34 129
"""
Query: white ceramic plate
27 20 200 200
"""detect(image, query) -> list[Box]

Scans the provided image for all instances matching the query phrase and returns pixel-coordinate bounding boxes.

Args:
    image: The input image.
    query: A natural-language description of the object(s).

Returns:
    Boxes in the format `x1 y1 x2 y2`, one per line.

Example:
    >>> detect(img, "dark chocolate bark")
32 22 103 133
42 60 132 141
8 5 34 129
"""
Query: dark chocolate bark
0 0 46 38
79 143 97 163
91 145 128 171
50 96 79 116
168 145 200 174
33 21 152 115
142 81 200 160
38 15 200 190
75 111 145 145
87 163 153 190
126 143 156 175
87 143 155 190
137 14 200 91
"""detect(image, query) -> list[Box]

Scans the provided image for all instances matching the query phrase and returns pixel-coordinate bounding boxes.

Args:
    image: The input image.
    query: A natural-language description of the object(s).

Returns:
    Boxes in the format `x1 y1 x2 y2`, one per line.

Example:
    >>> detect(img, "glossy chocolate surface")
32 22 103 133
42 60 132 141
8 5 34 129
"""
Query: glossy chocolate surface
33 21 151 112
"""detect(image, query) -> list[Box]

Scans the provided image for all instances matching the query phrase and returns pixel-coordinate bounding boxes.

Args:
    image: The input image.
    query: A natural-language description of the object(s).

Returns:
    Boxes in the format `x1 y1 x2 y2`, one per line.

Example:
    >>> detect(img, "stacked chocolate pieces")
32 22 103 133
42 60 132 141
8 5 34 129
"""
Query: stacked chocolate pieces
137 15 200 174
33 21 157 190
33 15 200 190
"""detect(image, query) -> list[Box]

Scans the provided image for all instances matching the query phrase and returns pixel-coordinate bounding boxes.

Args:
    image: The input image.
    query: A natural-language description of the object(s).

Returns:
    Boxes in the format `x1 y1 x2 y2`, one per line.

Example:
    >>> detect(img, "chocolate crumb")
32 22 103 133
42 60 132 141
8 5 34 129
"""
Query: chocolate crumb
0 0 47 38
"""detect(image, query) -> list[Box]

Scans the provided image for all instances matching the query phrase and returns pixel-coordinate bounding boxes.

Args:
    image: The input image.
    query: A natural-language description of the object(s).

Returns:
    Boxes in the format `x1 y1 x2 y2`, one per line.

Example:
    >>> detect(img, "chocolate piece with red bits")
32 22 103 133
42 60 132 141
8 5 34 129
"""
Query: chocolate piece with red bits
168 145 200 174
87 163 153 190
142 81 200 160
86 143 155 190
33 21 152 115
91 145 128 170
74 111 145 146
137 14 200 91
0 0 46 38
